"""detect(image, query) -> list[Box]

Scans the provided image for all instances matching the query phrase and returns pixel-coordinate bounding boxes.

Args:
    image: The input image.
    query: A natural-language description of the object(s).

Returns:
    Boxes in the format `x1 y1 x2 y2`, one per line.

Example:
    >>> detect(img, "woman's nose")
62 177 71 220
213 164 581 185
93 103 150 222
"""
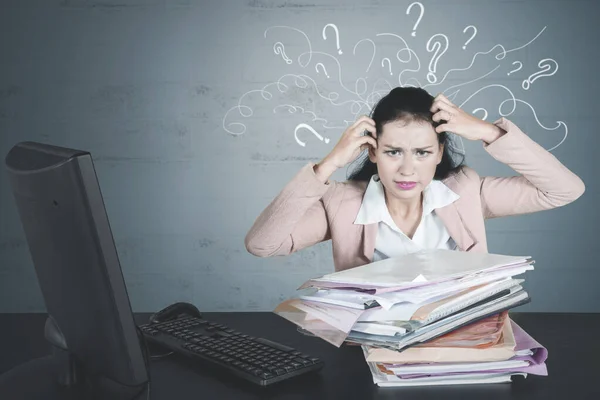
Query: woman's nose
399 158 415 175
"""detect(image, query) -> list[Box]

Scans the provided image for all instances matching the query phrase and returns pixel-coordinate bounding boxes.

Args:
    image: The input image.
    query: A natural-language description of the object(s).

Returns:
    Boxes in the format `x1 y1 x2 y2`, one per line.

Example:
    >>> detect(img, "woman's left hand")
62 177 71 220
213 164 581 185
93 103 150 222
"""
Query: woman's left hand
431 93 502 142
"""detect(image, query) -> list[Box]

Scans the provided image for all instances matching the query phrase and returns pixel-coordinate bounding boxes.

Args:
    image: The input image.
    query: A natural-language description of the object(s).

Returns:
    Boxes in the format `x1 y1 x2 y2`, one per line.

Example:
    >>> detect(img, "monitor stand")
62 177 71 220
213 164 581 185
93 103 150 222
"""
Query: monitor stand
43 315 150 400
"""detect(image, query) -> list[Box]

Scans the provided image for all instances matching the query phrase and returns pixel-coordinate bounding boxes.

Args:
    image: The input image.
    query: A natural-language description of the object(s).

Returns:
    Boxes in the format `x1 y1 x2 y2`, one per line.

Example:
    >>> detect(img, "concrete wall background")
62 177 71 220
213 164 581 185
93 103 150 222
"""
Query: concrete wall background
0 0 597 313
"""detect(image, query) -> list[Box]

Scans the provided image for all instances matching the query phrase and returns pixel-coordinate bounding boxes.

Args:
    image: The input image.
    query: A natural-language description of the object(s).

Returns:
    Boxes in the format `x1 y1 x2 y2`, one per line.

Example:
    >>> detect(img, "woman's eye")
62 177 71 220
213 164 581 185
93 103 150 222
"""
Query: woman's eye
385 150 431 157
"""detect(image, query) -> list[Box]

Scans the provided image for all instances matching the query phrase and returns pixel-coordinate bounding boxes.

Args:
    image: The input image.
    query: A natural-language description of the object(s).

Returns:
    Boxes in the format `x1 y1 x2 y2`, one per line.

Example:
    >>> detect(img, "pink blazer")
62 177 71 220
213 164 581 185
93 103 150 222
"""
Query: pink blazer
244 117 585 272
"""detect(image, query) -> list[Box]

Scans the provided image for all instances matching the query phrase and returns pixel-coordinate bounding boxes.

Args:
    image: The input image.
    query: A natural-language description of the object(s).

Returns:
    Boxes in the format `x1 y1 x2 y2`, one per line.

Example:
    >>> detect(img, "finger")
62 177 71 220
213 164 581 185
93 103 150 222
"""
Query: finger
351 115 375 129
435 93 455 107
435 123 451 133
432 110 452 123
355 121 377 137
359 135 378 149
430 99 454 114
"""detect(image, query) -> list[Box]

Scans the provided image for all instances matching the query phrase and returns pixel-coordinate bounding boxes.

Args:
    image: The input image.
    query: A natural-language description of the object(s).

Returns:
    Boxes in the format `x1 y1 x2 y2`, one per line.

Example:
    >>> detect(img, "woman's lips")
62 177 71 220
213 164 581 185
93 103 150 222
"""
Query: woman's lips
395 181 417 190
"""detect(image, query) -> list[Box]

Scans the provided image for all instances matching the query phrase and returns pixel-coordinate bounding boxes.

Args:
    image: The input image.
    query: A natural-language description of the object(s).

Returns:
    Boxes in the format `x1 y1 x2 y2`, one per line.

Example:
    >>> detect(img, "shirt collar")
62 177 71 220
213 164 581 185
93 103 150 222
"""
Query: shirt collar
353 174 460 225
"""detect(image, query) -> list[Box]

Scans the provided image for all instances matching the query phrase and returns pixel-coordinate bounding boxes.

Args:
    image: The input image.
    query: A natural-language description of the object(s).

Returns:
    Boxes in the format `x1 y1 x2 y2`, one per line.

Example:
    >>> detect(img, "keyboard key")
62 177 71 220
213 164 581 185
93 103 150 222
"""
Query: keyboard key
294 358 312 365
261 372 275 380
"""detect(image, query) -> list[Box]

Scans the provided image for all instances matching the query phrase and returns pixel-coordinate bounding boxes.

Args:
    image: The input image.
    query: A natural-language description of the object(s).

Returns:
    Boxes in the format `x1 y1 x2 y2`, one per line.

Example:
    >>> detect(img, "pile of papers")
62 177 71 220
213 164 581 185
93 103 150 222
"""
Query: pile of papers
274 249 548 387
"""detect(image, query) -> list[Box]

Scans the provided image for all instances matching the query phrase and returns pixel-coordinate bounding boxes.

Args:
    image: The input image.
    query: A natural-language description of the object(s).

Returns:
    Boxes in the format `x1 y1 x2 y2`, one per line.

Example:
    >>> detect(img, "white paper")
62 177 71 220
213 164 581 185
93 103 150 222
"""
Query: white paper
292 300 364 333
299 289 378 310
358 301 423 322
371 267 531 309
386 359 529 374
352 322 407 336
314 249 531 287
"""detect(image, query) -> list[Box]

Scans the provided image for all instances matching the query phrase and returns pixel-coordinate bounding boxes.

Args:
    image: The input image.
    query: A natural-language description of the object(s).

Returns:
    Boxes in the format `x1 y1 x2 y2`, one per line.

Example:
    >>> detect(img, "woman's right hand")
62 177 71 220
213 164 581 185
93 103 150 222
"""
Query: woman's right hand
322 116 378 169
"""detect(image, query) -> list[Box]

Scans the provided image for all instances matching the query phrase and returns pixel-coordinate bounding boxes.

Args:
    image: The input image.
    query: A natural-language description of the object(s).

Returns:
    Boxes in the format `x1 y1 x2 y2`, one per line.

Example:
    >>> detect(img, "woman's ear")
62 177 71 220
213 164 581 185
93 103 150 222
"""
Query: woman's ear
437 143 444 165
368 142 377 164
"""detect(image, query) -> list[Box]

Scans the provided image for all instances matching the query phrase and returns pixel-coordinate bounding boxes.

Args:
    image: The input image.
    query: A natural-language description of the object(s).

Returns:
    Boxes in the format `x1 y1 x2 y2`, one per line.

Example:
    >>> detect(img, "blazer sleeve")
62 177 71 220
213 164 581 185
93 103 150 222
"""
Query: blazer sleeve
478 117 585 219
244 162 338 257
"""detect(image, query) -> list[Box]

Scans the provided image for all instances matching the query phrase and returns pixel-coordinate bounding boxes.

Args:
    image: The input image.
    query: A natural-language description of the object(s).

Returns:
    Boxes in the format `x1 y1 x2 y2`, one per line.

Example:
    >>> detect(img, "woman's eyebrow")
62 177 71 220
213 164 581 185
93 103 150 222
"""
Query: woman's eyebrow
383 145 435 150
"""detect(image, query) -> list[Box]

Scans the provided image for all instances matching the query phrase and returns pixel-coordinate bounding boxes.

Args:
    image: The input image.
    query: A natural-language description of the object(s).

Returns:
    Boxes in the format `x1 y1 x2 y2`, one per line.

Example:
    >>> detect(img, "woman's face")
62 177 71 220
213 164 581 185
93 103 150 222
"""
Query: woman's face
368 119 444 203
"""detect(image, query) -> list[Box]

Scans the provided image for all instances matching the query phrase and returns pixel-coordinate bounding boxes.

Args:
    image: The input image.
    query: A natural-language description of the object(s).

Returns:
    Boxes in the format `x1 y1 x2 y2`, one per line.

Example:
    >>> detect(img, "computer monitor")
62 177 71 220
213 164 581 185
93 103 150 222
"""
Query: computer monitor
4 141 150 400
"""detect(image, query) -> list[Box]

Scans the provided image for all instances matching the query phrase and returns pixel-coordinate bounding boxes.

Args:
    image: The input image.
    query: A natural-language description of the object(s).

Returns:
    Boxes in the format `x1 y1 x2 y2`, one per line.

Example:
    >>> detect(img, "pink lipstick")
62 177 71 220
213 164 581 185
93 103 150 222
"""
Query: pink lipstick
395 181 417 190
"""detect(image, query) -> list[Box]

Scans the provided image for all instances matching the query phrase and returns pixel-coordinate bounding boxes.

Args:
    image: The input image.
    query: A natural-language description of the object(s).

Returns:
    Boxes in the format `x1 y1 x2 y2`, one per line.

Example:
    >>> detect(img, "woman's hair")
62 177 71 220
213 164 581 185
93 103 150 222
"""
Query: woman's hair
347 86 466 182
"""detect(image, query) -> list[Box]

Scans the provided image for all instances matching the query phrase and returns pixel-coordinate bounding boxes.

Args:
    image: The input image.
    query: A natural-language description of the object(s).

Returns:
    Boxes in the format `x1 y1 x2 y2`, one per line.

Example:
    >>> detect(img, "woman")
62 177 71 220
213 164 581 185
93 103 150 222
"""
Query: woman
244 87 585 272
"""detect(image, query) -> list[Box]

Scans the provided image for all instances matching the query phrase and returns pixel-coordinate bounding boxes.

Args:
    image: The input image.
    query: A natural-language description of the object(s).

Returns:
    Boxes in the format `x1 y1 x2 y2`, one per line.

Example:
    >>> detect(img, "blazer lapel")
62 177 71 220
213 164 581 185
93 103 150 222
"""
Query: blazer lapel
435 203 477 251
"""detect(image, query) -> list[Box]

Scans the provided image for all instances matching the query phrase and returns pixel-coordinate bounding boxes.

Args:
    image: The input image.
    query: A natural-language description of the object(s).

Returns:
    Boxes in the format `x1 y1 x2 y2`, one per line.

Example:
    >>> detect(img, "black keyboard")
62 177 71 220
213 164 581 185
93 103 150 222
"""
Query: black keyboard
138 315 324 386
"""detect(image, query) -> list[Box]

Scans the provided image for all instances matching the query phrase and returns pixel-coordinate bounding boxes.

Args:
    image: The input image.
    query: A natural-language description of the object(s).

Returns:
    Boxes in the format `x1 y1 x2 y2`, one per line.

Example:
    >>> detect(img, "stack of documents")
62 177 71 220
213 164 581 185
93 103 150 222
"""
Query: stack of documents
273 249 548 386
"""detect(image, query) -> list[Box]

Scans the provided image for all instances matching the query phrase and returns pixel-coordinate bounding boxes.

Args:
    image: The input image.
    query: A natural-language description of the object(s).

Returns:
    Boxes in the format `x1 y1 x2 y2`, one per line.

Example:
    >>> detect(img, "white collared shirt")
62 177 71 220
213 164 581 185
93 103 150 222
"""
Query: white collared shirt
353 174 461 262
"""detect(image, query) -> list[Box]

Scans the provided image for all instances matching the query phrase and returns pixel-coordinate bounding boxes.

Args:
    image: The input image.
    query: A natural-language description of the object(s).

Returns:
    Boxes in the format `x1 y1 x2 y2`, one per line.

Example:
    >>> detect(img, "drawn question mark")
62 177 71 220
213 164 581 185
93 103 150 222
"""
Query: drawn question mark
322 23 342 55
462 25 477 50
426 34 449 84
315 62 330 78
294 123 330 147
353 38 376 77
507 61 523 76
273 42 292 64
522 58 558 90
406 2 424 37
381 58 393 75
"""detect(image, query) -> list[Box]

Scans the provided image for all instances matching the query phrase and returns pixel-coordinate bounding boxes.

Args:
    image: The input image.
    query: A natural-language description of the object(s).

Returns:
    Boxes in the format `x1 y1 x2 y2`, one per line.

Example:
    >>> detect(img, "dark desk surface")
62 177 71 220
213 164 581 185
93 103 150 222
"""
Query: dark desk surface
1 312 599 399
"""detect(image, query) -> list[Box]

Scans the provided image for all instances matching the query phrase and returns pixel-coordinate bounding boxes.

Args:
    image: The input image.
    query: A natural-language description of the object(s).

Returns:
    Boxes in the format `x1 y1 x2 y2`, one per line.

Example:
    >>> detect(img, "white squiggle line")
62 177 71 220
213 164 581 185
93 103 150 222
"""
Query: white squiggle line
453 84 517 154
353 38 376 74
297 50 371 102
277 71 370 111
271 73 375 127
273 104 321 123
397 48 422 87
222 81 286 134
497 26 546 58
458 84 517 118
445 89 461 101
457 83 568 152
499 99 567 152
375 33 423 87
264 25 313 67
355 78 368 97
273 104 345 132
223 72 351 135
422 44 507 90
222 105 251 135
472 108 488 121
441 65 501 95
362 79 394 110
423 27 545 91
375 33 413 61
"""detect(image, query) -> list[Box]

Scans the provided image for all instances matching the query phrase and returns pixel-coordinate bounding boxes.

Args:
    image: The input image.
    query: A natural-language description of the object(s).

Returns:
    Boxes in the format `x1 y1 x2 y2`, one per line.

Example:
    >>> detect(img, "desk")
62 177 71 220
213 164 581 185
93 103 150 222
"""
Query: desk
1 312 599 399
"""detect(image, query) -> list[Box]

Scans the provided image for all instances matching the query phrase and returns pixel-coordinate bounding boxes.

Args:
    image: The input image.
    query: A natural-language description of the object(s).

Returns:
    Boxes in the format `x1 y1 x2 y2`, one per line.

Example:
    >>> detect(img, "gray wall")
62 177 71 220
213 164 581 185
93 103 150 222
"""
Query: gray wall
0 0 597 313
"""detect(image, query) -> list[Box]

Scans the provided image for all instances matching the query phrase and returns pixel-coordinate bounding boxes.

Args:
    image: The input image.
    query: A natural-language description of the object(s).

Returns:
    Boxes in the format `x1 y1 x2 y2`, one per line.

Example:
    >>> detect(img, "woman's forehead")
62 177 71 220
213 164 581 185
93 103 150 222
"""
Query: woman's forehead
380 120 438 146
